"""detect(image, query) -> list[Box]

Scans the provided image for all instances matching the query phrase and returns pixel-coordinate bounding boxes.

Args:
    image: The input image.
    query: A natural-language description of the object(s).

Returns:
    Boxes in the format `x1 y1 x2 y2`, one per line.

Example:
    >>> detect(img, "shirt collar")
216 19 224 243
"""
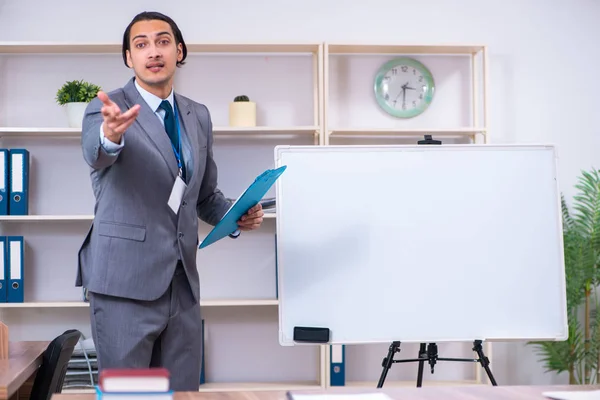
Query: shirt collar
134 78 175 113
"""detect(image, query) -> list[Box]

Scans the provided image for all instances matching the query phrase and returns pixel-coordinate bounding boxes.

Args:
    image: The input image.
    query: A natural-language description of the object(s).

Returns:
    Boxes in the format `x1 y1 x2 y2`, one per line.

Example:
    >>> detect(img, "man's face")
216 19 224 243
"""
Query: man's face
126 19 183 89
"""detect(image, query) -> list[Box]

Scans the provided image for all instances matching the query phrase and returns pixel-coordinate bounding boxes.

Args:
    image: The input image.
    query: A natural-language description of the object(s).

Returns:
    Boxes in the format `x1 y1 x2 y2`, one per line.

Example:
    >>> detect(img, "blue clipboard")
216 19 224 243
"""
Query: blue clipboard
199 165 287 249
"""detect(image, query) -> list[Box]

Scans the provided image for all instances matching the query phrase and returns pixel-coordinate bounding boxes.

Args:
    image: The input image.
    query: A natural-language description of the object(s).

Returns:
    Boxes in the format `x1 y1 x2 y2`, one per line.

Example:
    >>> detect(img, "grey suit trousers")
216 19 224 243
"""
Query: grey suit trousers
88 262 202 391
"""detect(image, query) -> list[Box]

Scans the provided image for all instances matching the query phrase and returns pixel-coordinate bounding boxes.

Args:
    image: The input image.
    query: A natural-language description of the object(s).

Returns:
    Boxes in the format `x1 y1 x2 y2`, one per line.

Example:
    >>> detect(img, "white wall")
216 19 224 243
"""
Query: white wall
1 0 600 388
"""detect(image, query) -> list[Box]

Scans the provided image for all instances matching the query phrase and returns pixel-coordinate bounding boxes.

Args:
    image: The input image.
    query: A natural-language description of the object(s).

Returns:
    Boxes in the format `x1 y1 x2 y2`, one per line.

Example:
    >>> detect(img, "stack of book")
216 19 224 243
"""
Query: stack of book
95 368 173 399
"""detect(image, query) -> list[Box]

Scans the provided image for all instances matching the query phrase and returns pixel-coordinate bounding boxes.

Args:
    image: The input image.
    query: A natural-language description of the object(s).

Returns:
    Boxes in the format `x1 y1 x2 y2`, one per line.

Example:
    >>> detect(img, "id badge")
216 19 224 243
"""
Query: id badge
168 175 187 214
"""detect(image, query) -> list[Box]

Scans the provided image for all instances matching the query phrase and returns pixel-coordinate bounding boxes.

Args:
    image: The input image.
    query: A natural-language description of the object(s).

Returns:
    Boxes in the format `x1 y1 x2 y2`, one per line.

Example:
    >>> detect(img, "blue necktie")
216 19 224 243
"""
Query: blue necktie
159 100 185 180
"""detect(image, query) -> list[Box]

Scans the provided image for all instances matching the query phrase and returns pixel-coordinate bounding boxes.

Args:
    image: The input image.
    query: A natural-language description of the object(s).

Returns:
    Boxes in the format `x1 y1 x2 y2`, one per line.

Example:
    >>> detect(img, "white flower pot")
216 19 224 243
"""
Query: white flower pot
65 102 89 128
229 101 256 127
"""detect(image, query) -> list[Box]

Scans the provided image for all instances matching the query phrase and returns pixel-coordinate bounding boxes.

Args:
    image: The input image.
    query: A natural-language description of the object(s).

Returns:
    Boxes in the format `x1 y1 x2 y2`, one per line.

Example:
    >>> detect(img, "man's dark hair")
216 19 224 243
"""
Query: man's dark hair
122 11 187 67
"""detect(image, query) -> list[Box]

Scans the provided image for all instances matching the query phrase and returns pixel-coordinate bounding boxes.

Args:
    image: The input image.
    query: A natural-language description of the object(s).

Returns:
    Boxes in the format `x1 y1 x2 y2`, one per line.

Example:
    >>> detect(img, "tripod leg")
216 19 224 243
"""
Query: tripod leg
473 340 497 386
377 341 401 388
416 343 426 387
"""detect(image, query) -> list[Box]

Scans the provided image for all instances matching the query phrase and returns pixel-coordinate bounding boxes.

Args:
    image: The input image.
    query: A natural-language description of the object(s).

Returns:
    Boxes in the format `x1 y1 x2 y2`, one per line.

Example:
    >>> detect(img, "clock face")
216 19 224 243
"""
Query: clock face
373 57 435 118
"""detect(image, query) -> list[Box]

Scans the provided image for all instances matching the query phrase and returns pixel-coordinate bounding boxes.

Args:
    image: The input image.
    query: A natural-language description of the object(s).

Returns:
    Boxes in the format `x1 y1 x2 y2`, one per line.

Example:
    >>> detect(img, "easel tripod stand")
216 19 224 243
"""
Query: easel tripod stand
375 135 498 389
376 340 497 388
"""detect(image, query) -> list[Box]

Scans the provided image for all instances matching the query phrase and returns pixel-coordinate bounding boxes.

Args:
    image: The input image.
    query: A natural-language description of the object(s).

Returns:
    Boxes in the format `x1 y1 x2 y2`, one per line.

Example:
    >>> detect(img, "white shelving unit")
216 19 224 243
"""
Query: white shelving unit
0 40 325 393
321 42 491 388
0 40 491 392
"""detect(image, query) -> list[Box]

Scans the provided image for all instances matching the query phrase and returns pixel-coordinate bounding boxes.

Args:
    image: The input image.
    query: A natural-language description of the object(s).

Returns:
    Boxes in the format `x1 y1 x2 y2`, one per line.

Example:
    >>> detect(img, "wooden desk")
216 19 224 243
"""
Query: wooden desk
0 341 48 400
50 384 600 400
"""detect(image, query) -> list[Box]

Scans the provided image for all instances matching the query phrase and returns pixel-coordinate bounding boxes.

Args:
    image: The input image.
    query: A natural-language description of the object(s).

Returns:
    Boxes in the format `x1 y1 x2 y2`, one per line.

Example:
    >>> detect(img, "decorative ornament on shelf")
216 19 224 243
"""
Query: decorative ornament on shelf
56 79 101 128
229 95 256 127
373 57 435 119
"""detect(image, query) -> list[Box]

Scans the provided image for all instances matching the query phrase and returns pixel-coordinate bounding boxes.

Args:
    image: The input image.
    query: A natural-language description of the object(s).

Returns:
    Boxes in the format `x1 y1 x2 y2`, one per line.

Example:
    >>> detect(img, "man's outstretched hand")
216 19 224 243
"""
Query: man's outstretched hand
99 91 140 144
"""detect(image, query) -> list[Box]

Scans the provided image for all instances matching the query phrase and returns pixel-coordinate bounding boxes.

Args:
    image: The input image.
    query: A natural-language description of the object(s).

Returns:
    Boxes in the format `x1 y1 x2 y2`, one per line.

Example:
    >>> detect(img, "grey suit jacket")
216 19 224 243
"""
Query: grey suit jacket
76 77 231 302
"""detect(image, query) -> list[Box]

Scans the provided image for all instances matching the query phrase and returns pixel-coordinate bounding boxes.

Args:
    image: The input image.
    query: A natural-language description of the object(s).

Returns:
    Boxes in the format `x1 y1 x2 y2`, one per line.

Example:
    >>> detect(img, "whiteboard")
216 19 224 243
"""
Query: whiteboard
274 144 567 345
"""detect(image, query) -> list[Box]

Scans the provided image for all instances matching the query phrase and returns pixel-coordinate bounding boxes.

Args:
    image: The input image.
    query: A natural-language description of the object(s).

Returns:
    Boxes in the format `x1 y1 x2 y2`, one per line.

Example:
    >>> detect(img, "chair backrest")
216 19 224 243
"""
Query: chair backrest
29 329 82 400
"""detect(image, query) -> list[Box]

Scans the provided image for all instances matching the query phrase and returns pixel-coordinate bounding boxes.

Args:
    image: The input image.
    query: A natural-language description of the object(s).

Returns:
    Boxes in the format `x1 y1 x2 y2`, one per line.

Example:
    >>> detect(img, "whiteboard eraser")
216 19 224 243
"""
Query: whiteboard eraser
294 326 330 343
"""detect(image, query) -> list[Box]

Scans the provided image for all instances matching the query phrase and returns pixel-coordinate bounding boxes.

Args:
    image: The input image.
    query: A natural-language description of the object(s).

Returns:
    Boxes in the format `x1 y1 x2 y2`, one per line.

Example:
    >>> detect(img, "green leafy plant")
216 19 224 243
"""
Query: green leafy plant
233 95 250 102
528 169 600 384
55 80 101 105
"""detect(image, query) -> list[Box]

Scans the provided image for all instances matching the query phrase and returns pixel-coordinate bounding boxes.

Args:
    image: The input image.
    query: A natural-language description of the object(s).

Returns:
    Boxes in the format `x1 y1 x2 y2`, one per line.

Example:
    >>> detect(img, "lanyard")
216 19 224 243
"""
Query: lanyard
172 102 184 178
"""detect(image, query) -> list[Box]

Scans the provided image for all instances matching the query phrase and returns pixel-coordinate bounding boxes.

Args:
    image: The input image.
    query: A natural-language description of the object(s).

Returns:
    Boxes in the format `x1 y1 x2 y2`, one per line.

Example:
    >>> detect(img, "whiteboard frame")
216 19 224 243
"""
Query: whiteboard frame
274 143 568 346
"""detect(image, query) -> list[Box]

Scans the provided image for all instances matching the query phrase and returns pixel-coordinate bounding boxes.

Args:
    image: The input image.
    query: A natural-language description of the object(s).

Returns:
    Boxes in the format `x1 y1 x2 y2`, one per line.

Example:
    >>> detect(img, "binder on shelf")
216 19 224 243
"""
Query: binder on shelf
9 149 29 215
200 319 205 385
0 149 8 215
7 236 23 303
0 237 7 302
330 344 345 386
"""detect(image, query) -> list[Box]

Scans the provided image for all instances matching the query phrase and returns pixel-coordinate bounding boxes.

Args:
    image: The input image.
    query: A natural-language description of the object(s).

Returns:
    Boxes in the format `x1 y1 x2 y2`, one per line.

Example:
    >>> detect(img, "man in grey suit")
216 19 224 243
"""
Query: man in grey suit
76 11 264 390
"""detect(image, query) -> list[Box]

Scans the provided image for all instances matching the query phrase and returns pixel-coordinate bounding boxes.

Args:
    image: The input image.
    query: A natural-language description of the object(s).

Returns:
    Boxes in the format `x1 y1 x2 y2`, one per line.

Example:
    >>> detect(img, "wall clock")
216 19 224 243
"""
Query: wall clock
373 57 435 118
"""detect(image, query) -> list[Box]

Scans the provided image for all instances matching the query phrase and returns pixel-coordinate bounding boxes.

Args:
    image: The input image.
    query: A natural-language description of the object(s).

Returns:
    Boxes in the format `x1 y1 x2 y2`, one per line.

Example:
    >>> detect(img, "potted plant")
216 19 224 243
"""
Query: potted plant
229 95 256 127
56 79 102 128
528 169 600 384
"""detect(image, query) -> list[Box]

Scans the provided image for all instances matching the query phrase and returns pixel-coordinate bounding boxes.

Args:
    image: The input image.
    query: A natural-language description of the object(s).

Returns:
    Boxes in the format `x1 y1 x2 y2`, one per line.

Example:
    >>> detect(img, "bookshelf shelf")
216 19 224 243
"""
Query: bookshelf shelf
62 381 323 395
0 126 320 141
0 214 275 221
326 43 485 55
327 128 486 140
0 299 279 308
197 382 322 392
0 215 94 221
344 380 484 388
0 42 321 54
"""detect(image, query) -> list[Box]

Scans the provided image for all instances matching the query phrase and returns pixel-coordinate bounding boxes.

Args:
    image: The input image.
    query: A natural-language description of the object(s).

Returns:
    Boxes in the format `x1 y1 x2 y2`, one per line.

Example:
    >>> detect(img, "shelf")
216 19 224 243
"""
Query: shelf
61 389 96 394
0 302 89 308
197 381 322 392
326 43 485 55
0 126 320 139
0 213 274 221
62 382 322 394
0 42 321 54
0 299 279 308
0 127 81 138
201 299 278 306
328 128 486 139
344 380 484 388
214 126 320 138
0 215 93 221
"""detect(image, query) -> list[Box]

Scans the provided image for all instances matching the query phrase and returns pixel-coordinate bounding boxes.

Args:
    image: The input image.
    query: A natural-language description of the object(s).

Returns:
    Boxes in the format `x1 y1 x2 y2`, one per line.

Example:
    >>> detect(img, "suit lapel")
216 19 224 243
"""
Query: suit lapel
122 78 178 180
174 93 199 189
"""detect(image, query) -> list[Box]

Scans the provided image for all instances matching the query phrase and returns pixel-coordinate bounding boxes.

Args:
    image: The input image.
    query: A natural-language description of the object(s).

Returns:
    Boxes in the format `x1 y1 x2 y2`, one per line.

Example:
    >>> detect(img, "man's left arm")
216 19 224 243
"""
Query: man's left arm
196 104 232 227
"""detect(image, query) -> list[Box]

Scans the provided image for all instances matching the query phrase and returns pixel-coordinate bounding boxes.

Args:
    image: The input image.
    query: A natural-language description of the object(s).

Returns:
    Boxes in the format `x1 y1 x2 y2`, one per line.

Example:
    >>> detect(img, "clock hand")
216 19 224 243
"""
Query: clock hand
394 85 406 101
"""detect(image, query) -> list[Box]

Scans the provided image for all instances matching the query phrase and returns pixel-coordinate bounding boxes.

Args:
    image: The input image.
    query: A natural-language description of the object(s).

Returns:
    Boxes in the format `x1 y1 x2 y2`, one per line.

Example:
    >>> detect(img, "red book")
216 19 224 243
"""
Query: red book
99 368 170 393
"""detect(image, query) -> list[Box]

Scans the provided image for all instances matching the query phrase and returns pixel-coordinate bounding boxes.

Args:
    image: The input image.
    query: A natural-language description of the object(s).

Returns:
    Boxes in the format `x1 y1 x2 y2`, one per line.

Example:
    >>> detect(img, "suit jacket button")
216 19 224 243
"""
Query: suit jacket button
182 201 187 207
178 232 184 238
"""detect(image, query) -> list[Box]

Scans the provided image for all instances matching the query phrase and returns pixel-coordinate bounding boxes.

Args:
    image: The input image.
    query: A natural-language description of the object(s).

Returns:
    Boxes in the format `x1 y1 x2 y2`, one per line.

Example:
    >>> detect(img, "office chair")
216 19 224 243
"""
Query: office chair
29 329 82 400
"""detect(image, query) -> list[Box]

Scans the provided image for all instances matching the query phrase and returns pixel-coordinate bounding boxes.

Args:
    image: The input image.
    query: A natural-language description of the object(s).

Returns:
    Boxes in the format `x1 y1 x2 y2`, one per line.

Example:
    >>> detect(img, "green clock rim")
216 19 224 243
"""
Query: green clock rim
373 57 435 118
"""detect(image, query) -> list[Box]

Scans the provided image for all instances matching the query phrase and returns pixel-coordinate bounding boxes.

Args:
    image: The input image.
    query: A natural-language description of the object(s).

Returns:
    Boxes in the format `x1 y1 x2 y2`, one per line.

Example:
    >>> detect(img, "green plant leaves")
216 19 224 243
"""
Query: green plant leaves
56 80 101 105
529 168 600 384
